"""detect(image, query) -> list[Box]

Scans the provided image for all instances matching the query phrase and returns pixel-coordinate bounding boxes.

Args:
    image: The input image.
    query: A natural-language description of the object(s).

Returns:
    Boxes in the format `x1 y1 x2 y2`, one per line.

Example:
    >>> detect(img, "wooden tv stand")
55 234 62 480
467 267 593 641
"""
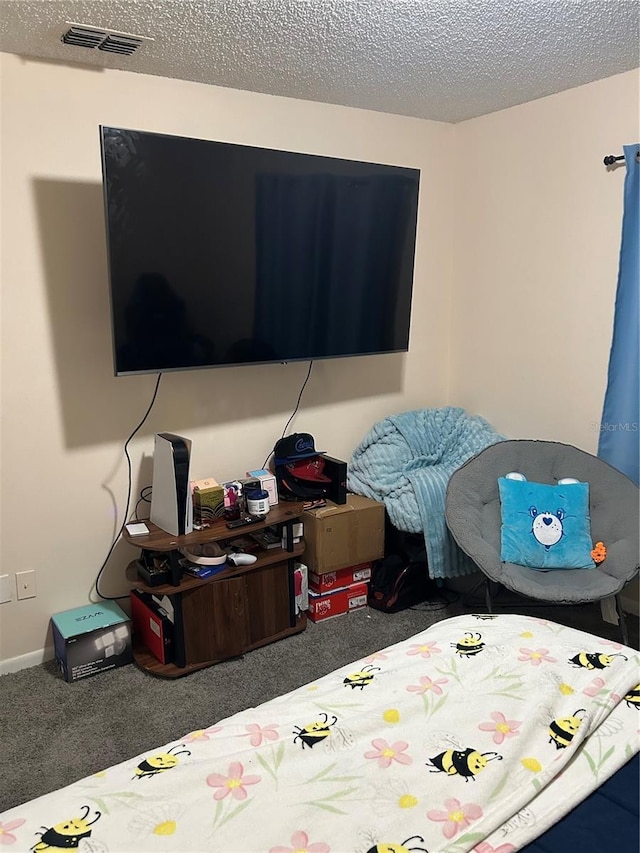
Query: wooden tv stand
124 502 307 678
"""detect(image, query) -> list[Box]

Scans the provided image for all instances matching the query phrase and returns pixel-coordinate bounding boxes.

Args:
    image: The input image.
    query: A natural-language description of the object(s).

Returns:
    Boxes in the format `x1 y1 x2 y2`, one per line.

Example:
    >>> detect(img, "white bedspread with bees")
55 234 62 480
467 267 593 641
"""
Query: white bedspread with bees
2 613 638 853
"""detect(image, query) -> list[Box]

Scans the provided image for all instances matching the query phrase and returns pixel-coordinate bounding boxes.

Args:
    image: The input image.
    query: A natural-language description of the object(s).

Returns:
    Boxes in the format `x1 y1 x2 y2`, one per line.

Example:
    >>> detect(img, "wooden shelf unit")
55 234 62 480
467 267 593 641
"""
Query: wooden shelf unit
124 502 307 678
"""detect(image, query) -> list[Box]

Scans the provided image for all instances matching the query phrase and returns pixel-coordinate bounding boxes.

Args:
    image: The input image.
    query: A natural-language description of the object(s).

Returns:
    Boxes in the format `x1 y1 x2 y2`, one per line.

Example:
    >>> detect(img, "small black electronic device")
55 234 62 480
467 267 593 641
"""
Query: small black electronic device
136 563 172 587
241 478 261 492
137 552 173 587
319 454 348 505
226 515 266 529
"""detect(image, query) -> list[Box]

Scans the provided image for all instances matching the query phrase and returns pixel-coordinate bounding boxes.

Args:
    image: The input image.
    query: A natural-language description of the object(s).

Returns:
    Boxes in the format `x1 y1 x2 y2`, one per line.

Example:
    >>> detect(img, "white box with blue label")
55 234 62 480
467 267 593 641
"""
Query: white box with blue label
51 601 132 683
246 468 279 506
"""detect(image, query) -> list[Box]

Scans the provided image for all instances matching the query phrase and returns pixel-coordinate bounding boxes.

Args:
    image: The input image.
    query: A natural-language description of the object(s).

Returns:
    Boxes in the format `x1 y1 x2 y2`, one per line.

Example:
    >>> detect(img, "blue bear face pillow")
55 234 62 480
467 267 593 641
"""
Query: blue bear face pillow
498 478 596 570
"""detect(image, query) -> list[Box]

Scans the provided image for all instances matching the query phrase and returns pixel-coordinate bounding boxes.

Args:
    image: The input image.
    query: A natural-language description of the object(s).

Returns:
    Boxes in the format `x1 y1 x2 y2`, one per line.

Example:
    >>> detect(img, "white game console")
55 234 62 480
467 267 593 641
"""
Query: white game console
150 433 193 536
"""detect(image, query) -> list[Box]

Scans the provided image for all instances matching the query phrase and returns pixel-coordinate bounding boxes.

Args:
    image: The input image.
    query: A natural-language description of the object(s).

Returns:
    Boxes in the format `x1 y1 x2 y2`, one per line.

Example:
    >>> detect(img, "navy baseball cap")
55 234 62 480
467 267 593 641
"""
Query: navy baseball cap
273 433 324 466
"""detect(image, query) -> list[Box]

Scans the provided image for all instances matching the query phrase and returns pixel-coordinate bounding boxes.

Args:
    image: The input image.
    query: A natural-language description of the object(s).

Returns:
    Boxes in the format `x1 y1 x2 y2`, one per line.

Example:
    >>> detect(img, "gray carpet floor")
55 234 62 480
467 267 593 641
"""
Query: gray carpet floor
1 590 637 813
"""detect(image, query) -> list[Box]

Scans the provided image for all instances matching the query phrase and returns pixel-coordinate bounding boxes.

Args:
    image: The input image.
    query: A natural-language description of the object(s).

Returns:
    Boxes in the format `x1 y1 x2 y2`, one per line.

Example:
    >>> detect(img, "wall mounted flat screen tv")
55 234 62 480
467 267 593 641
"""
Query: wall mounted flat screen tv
99 126 420 376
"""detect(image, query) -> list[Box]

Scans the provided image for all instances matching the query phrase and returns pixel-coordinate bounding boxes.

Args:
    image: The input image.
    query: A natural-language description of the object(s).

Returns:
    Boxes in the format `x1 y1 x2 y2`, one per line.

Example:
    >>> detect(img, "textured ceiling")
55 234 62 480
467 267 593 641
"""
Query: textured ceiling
0 0 638 122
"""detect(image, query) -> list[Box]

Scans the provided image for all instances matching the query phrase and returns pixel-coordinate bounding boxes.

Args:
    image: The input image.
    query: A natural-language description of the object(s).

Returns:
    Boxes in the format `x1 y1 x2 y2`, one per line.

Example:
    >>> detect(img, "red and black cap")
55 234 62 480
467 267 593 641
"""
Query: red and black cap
285 457 331 483
273 433 324 466
275 469 327 501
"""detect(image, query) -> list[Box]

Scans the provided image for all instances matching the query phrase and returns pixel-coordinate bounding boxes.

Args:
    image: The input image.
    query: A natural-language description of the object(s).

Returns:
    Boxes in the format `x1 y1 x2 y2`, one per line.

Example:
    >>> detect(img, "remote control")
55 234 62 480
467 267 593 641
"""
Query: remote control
226 515 265 529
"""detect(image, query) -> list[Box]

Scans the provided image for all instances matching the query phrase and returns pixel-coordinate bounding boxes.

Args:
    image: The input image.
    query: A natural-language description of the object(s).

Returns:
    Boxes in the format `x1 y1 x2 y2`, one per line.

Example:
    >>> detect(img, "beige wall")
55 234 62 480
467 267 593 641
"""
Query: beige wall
1 56 637 666
0 54 455 665
450 69 639 620
451 70 639 450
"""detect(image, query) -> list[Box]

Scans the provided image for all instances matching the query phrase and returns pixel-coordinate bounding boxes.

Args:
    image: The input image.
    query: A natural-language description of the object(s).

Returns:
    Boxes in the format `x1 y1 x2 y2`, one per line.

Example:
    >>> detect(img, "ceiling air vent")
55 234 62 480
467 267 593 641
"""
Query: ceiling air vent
61 25 106 49
61 23 152 56
99 34 143 56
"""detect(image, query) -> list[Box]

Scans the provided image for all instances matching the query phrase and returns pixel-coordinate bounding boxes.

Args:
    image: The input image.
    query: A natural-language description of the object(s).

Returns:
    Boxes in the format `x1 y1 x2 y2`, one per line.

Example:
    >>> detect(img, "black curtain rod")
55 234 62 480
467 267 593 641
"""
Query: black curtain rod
603 150 640 166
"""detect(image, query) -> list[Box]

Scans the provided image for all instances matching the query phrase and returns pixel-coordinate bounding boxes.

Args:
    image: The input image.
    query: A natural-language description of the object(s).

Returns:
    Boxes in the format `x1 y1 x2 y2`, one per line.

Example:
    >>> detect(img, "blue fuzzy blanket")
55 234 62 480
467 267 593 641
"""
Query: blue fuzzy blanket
347 407 505 579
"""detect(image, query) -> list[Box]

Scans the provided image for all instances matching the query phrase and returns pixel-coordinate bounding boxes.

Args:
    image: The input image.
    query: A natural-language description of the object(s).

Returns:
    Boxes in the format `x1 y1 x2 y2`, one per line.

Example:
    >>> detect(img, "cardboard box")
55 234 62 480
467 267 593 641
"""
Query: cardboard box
309 562 372 593
303 494 385 574
246 469 279 506
51 601 132 683
307 581 369 622
192 478 225 525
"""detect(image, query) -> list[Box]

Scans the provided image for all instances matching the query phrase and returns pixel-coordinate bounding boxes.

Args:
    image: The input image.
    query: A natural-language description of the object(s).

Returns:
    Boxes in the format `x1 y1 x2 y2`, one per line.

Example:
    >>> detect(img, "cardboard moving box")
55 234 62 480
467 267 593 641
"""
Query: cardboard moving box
303 494 384 574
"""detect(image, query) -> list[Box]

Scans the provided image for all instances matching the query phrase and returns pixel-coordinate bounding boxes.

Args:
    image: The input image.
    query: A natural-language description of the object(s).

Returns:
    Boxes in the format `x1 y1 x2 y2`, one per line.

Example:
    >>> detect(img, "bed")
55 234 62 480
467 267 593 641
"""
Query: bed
1 612 638 852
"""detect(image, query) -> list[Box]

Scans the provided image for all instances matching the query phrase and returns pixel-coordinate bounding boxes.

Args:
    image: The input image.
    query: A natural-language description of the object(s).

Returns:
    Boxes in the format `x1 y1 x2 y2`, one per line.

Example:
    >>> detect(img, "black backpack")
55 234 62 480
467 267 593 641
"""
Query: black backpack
368 520 437 613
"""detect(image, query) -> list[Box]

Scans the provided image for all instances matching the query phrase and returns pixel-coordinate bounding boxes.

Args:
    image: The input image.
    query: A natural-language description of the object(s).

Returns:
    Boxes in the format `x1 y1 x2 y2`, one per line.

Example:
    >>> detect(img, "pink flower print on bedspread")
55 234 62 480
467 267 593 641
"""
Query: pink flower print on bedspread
582 677 606 697
206 761 261 801
363 649 390 663
478 711 522 745
183 725 222 743
0 819 25 845
473 842 517 853
269 830 330 853
406 675 448 696
406 641 442 659
427 797 483 839
364 738 413 768
242 723 279 746
517 647 557 666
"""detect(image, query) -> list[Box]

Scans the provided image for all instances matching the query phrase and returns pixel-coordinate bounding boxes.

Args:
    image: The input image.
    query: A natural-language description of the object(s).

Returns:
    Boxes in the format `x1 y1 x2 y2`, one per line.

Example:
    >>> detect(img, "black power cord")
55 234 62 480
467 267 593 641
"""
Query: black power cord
262 360 314 469
95 373 163 601
134 485 153 522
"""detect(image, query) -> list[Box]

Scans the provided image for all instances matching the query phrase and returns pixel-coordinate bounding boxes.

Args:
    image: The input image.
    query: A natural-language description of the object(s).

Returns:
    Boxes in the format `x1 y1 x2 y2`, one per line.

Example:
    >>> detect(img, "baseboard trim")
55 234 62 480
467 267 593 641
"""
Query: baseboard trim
0 646 55 675
2 591 634 674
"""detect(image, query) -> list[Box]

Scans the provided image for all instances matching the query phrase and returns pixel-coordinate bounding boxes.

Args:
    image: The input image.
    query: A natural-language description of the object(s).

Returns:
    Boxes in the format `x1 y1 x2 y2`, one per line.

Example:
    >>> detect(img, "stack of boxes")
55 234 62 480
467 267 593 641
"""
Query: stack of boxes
302 495 385 622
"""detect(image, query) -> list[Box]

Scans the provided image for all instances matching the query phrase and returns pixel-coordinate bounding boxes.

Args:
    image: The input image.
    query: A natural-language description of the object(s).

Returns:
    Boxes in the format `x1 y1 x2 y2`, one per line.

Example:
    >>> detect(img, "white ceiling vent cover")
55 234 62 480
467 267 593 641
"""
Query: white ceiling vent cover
61 23 153 56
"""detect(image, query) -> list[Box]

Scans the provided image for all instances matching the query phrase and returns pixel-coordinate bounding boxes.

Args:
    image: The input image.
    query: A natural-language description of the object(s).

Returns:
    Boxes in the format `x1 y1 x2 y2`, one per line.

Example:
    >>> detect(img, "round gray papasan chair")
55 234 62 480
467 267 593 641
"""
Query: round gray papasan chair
445 439 639 642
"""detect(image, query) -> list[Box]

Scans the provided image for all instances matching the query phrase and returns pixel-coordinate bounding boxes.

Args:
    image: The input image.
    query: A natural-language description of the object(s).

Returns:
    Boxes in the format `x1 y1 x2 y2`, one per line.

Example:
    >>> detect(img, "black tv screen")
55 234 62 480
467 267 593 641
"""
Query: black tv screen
99 126 420 376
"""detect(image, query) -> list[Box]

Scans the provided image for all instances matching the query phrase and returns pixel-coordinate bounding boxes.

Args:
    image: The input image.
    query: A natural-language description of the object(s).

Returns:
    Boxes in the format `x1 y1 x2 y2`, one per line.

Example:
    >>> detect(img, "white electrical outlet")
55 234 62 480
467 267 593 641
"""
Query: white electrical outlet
0 574 11 604
16 570 36 600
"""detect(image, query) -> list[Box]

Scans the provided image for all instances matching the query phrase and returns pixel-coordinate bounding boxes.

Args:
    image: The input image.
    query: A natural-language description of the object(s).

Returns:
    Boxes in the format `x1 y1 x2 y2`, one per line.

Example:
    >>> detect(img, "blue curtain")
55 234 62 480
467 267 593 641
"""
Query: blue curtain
598 144 640 485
